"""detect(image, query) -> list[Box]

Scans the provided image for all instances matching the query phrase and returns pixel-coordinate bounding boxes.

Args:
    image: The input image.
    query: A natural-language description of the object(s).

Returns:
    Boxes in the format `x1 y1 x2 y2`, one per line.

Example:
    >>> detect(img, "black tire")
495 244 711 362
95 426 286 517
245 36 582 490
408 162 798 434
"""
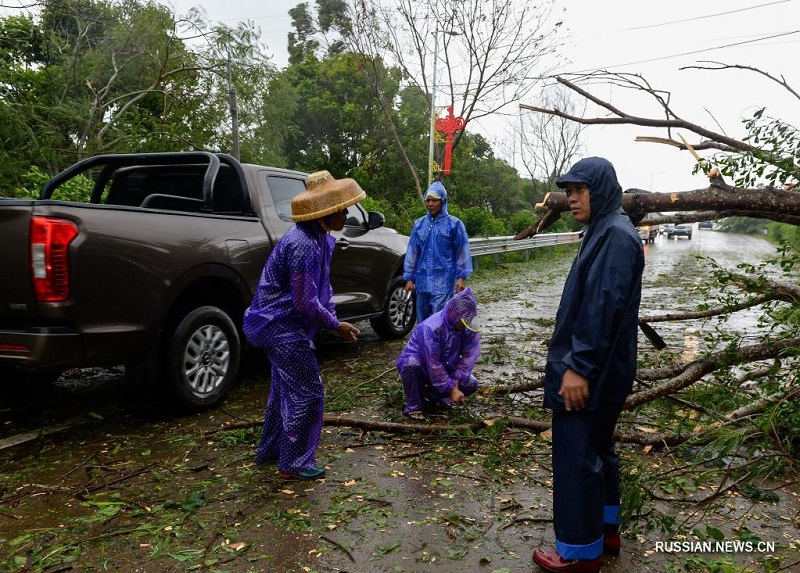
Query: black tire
164 305 241 410
370 277 416 339
687 234 692 240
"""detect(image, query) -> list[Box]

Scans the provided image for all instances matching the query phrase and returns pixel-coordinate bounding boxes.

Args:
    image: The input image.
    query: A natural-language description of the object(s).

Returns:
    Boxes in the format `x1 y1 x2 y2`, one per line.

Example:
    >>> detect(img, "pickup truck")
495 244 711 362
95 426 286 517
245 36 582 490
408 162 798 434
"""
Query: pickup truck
0 152 414 409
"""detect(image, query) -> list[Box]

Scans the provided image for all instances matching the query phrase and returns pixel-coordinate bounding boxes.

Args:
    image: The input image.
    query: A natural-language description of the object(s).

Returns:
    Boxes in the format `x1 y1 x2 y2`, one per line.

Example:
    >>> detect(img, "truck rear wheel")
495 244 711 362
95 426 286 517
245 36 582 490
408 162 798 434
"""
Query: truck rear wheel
165 305 240 410
370 277 416 339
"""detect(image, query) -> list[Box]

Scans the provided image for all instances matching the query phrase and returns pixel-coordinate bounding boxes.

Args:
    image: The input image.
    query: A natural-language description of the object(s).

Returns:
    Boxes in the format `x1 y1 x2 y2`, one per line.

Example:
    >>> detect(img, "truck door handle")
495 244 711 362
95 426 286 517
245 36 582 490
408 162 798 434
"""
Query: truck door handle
335 238 350 249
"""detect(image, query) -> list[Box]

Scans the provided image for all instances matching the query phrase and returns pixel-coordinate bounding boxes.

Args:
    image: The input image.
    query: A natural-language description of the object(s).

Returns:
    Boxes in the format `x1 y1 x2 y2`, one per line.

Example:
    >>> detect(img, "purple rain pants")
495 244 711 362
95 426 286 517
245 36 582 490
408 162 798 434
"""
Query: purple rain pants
255 340 324 473
398 360 479 414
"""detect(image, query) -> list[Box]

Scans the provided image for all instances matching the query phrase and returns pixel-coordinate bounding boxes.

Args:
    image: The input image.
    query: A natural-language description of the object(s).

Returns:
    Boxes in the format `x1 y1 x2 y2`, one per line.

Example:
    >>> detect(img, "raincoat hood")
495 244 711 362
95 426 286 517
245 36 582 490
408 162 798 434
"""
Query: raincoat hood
443 287 478 327
424 181 449 217
556 157 623 222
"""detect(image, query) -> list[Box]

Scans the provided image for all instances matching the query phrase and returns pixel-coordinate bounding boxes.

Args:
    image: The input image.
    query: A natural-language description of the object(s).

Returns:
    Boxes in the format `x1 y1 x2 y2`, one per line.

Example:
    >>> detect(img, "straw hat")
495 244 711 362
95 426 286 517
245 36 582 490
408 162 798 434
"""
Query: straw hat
291 171 366 222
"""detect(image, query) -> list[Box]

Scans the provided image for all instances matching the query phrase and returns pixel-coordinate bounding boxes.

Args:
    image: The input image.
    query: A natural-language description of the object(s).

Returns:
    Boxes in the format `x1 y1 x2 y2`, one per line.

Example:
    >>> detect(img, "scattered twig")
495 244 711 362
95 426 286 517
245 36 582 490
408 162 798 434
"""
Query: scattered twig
320 535 355 563
773 558 800 573
0 507 22 520
79 462 161 494
500 515 552 529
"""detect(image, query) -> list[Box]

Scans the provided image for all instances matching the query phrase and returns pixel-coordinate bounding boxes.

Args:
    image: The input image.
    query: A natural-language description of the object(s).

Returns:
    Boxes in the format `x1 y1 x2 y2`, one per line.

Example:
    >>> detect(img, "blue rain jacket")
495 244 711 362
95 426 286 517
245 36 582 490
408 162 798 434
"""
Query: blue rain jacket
544 157 645 410
404 181 472 294
396 287 481 396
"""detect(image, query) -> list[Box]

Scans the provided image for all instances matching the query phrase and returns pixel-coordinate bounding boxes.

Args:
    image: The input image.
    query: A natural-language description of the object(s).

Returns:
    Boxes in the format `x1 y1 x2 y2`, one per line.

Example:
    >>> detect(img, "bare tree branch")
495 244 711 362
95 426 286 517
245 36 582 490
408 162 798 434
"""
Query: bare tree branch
681 61 800 103
521 75 760 155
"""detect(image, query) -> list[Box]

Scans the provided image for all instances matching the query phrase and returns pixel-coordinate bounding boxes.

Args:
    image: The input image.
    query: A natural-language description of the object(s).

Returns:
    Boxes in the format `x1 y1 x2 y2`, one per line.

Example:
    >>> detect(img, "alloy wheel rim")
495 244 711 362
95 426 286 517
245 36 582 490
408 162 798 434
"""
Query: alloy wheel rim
388 287 412 329
183 324 230 397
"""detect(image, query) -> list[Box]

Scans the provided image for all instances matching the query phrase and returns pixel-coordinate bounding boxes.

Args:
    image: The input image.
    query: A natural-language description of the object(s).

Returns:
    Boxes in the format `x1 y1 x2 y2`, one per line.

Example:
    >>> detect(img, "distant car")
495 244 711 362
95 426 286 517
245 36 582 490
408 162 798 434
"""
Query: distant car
637 225 658 244
699 220 714 229
667 224 693 240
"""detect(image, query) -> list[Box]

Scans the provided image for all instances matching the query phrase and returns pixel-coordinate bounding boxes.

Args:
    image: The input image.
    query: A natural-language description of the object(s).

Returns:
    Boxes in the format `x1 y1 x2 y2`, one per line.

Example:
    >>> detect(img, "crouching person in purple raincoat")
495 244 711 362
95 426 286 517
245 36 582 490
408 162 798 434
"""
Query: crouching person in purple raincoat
244 171 363 480
396 287 481 420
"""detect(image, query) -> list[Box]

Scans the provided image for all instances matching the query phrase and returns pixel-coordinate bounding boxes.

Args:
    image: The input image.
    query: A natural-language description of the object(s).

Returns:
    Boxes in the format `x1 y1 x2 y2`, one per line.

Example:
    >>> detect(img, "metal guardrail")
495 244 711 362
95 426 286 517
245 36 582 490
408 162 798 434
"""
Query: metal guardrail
468 231 582 258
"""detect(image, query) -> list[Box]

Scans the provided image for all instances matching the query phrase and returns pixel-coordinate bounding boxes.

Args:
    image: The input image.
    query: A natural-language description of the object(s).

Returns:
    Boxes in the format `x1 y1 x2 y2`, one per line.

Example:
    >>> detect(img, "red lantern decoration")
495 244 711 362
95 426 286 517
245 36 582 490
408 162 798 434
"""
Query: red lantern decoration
435 106 465 175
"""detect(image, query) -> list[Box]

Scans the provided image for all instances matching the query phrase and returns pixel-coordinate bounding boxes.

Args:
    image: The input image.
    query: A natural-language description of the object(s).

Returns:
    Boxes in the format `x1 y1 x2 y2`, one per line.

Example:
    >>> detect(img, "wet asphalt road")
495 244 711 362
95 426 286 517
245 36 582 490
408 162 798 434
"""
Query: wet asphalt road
0 225 779 447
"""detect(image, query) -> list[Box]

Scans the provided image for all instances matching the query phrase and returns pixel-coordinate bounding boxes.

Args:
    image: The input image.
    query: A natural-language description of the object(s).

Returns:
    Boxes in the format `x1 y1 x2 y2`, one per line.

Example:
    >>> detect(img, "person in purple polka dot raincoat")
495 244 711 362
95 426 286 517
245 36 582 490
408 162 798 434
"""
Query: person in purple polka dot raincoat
396 287 481 420
244 171 363 480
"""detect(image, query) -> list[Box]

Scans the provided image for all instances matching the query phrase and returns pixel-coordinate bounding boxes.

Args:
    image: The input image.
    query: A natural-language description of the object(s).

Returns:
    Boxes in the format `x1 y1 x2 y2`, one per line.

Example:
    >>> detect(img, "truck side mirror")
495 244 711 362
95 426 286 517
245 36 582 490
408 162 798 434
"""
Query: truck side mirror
367 211 385 230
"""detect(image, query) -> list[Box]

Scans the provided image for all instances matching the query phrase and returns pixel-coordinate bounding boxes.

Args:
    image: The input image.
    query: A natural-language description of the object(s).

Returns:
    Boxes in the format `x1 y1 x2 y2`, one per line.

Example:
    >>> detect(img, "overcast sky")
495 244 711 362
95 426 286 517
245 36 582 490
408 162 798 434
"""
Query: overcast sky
5 0 798 191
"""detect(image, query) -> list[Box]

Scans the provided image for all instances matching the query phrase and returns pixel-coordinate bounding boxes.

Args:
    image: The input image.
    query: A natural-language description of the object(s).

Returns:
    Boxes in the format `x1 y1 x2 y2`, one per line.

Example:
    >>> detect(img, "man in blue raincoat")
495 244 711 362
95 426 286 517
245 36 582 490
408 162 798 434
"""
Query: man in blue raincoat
404 181 472 324
396 287 481 420
533 157 644 573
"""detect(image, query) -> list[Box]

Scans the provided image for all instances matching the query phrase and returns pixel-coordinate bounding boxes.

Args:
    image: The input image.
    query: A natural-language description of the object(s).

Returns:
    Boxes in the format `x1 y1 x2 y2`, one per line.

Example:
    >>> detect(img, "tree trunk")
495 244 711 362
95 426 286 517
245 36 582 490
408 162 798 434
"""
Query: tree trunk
514 180 800 239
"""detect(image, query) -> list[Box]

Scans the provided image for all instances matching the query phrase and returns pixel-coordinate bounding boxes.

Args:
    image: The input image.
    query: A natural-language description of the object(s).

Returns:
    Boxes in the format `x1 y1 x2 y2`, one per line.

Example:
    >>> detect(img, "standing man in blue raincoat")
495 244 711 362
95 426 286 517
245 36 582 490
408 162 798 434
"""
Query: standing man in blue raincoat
404 181 472 324
533 157 644 573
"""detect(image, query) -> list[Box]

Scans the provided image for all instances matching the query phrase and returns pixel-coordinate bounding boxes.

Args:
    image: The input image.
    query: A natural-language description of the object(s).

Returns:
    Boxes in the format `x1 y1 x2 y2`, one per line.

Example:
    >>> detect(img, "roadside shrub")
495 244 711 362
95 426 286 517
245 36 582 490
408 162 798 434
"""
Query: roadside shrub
449 204 506 237
508 210 538 235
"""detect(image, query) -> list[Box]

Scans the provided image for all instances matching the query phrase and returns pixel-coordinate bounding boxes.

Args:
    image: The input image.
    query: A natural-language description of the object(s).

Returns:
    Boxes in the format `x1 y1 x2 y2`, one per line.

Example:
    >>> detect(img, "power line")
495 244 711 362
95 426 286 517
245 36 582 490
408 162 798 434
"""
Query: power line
567 29 800 74
620 0 793 32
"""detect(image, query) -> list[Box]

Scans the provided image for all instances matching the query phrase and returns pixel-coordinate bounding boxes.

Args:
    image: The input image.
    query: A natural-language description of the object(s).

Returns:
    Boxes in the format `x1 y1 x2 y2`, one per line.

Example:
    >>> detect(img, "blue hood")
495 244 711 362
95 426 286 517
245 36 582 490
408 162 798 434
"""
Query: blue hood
556 156 622 221
424 181 449 216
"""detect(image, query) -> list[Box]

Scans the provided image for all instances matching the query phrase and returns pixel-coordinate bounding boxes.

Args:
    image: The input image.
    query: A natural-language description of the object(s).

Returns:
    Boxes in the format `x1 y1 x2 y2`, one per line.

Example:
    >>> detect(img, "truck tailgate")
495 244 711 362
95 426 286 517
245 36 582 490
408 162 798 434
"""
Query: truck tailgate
0 201 36 314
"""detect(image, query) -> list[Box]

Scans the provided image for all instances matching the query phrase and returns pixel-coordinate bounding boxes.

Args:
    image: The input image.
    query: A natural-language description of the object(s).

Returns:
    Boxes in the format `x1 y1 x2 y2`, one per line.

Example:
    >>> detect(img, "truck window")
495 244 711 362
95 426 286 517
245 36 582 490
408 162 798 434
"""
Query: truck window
266 175 306 222
345 203 365 227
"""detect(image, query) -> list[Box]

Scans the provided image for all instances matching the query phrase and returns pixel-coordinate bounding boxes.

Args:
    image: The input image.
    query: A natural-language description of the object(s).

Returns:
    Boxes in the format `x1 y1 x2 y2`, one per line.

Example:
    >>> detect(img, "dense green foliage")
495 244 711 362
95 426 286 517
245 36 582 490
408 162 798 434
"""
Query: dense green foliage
0 0 280 188
0 0 563 236
716 108 800 189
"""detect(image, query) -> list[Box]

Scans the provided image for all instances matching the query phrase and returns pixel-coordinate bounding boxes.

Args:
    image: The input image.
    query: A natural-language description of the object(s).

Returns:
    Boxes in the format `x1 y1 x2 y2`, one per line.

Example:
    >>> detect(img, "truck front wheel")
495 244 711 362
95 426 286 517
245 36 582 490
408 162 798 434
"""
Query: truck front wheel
165 305 241 410
370 277 416 339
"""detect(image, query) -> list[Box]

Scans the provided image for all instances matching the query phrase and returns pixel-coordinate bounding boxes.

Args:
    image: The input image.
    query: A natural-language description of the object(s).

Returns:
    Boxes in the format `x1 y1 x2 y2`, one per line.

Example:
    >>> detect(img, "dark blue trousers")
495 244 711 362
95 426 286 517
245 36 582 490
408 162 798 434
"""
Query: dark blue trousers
415 291 451 324
551 401 624 560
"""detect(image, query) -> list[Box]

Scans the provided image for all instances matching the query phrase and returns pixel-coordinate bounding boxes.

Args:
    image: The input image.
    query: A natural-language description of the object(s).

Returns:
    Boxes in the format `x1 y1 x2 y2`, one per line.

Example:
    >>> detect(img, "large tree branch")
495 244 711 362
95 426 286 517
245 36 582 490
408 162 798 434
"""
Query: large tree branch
514 184 800 239
625 337 800 409
544 185 800 217
643 210 800 226
639 292 797 325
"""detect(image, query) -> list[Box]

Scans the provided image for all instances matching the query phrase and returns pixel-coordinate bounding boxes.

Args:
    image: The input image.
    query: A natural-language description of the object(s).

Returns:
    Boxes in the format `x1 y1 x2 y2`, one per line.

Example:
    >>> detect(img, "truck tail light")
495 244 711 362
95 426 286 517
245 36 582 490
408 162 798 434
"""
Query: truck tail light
30 216 79 302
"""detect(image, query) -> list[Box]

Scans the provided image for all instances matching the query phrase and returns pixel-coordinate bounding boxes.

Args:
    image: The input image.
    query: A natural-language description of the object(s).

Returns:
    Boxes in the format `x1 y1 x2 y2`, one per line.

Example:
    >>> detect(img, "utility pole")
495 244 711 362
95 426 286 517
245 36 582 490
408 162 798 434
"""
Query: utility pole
427 29 460 187
227 54 240 161
427 29 440 188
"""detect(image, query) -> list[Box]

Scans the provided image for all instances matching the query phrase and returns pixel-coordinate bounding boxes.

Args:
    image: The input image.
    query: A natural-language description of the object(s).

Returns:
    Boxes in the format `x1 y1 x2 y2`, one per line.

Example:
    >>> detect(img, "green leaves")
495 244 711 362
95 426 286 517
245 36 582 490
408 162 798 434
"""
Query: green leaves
716 108 800 189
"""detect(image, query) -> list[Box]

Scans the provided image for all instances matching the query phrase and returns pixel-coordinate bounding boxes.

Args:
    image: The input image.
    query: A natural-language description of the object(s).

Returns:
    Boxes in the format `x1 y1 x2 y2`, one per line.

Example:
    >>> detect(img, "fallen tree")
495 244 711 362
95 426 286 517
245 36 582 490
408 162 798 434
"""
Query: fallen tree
514 182 800 239
216 68 798 505
515 71 800 238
